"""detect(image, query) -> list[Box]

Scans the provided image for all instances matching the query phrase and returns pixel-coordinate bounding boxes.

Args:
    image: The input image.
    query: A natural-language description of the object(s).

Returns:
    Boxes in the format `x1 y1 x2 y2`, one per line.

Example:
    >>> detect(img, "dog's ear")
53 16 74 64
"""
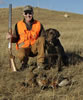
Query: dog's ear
45 29 50 37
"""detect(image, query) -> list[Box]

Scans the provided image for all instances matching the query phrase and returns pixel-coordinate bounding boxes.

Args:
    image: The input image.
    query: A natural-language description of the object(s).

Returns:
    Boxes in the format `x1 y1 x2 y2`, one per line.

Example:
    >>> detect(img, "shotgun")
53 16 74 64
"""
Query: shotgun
8 4 17 72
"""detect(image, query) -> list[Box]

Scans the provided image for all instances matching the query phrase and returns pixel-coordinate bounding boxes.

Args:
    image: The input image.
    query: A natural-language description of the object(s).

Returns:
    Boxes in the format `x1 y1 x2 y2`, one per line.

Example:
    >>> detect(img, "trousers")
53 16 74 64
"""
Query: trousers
16 37 45 64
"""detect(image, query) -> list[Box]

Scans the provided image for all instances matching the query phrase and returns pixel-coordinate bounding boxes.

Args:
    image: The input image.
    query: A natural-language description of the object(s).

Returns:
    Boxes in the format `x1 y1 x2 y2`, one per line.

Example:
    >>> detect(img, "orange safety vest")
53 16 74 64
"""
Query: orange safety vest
16 20 41 50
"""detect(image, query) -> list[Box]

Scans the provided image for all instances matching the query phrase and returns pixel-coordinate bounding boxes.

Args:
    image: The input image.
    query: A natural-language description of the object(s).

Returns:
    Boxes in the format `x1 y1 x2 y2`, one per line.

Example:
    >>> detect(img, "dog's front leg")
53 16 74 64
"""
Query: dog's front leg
55 47 62 72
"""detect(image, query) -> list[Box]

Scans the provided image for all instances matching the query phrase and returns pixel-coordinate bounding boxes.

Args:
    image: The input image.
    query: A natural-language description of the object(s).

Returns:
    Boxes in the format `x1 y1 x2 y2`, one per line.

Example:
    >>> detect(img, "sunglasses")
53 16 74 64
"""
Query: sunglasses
24 10 33 15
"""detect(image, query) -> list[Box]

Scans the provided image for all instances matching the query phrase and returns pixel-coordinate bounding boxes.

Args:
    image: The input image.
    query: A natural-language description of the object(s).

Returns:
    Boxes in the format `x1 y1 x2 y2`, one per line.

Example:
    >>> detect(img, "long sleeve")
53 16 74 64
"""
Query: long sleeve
12 24 19 43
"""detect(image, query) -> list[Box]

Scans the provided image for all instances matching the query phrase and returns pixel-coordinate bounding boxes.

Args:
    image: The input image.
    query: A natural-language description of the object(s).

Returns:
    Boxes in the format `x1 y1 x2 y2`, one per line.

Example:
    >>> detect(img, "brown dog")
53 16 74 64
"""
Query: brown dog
45 28 68 71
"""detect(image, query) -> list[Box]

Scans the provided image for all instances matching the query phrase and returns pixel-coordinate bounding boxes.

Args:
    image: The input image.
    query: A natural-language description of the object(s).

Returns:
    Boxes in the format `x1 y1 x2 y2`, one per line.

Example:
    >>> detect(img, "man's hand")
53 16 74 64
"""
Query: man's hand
6 32 12 40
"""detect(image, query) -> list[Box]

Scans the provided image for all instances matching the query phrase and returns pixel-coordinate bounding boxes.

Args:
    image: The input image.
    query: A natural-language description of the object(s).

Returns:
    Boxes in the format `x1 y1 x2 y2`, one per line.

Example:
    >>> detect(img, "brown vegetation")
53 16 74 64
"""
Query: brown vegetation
0 7 83 100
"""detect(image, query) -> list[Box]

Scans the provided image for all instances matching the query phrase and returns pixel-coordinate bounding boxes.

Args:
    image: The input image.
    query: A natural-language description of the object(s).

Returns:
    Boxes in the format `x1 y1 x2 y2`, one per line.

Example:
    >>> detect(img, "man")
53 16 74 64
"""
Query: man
6 5 46 71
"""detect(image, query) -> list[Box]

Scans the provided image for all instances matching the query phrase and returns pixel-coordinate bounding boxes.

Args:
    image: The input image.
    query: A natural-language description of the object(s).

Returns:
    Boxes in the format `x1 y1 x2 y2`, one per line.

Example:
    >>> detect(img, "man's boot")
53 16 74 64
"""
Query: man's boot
33 63 45 74
19 57 28 71
20 62 27 71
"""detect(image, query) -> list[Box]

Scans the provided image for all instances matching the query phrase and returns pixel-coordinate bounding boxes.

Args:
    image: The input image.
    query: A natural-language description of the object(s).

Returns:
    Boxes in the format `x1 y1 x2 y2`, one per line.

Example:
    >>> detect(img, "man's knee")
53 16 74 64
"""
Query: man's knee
38 37 45 44
16 48 25 61
40 37 45 43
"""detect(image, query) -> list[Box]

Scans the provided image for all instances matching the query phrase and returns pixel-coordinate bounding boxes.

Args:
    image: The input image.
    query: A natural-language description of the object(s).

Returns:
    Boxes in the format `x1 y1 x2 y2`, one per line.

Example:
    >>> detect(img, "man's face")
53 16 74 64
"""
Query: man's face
23 10 33 23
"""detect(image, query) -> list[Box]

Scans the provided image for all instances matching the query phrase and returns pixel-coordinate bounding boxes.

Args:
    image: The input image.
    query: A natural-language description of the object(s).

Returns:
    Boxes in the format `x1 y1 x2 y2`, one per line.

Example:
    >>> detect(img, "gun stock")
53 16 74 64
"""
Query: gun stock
8 4 17 72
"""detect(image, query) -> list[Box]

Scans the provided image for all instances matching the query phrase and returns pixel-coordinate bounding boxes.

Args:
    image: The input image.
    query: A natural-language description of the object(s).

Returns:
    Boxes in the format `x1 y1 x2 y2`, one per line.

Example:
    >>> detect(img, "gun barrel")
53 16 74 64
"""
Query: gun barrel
9 4 12 30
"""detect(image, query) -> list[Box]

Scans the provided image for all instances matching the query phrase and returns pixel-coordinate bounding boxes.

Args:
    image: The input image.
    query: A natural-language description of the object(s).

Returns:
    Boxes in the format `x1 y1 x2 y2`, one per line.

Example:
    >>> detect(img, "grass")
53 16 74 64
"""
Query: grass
0 7 83 100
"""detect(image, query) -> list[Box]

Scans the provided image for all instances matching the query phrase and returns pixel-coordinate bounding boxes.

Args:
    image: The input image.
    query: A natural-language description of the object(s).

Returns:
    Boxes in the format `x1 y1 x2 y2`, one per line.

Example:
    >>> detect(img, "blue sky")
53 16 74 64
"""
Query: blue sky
0 0 83 14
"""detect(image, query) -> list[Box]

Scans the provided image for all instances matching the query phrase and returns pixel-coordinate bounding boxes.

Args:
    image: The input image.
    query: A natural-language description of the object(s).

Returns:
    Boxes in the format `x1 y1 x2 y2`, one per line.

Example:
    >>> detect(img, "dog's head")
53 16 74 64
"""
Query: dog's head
46 28 60 44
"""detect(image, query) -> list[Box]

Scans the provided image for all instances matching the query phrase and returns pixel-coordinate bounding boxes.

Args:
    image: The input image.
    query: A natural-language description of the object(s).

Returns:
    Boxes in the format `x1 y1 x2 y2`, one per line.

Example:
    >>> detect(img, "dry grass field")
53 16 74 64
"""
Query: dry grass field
0 7 83 100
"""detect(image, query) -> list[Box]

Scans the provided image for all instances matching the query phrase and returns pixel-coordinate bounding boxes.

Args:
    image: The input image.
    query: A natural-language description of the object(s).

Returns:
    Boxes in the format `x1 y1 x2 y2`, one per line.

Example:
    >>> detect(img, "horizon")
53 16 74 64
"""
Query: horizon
0 0 83 15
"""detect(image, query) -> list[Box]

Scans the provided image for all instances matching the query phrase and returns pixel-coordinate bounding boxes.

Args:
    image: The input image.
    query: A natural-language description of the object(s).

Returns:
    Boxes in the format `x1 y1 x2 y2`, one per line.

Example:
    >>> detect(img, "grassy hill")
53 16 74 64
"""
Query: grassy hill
0 7 83 100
